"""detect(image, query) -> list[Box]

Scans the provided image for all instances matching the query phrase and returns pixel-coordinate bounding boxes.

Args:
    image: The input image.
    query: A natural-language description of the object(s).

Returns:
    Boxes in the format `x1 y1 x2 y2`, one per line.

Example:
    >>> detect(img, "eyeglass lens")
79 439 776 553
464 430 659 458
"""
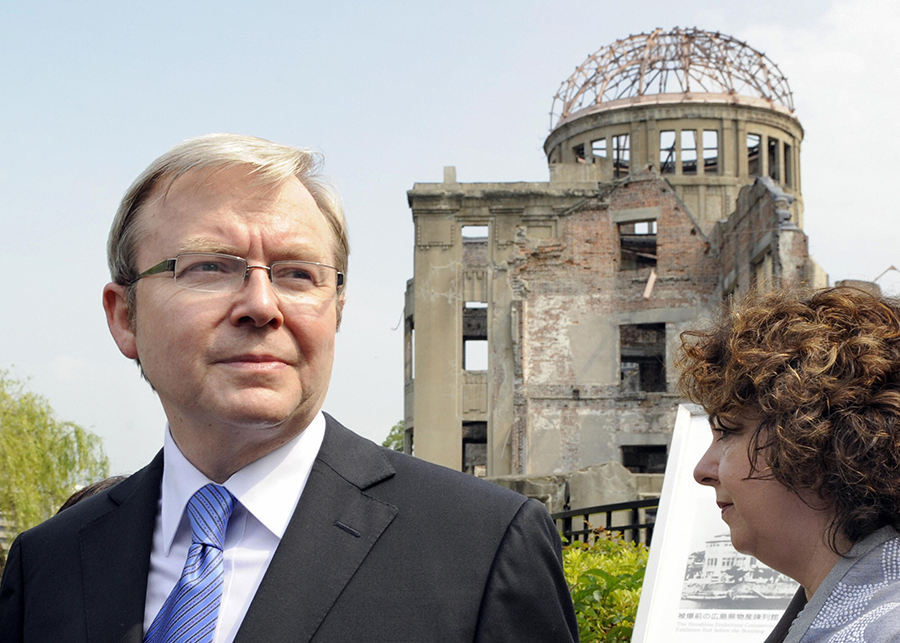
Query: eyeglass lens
174 253 338 299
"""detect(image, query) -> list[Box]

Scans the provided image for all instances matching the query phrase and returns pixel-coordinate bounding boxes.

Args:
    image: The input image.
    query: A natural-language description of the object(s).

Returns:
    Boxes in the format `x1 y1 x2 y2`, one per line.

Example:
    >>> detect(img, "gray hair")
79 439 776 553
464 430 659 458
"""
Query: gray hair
108 133 350 299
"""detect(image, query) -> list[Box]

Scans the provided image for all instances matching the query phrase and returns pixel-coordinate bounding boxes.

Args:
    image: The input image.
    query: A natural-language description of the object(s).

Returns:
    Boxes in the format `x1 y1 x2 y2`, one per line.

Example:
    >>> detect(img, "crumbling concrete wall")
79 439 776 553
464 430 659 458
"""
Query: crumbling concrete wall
490 461 640 514
406 176 603 473
509 172 719 474
716 177 818 296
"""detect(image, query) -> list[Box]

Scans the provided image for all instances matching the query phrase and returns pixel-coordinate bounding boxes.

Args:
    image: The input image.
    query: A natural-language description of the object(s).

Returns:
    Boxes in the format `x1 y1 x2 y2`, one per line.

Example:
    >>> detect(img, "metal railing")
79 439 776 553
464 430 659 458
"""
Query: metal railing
552 497 659 545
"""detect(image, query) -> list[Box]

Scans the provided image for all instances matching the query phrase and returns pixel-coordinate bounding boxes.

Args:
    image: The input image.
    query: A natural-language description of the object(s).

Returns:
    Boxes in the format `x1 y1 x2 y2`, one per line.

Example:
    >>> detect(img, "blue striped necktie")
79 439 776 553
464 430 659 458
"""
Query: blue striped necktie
145 484 235 643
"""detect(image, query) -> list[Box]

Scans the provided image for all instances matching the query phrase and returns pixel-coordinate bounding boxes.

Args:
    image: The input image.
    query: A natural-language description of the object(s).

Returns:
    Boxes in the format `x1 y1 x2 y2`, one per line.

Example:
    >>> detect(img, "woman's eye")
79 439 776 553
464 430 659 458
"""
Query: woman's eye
711 417 740 441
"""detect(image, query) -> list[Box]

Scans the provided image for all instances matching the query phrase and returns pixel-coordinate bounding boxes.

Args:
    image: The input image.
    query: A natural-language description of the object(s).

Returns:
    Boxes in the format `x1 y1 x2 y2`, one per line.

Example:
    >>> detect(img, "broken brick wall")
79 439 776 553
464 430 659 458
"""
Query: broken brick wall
716 176 811 297
509 172 720 473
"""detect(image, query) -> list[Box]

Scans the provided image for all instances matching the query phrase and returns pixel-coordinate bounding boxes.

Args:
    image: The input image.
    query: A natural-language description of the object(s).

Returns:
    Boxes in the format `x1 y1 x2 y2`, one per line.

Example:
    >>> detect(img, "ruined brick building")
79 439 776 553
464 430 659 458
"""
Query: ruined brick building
403 28 828 480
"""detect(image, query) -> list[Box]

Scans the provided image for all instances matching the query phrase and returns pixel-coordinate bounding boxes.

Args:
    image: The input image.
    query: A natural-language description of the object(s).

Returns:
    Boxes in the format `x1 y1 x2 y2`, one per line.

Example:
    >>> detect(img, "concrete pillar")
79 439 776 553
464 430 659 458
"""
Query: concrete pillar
412 218 463 470
647 116 659 172
735 120 747 179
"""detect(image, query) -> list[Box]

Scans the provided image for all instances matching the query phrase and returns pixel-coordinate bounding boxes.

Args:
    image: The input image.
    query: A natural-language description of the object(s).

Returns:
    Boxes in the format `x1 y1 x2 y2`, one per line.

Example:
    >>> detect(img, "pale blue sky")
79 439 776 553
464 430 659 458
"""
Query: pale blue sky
1 0 897 473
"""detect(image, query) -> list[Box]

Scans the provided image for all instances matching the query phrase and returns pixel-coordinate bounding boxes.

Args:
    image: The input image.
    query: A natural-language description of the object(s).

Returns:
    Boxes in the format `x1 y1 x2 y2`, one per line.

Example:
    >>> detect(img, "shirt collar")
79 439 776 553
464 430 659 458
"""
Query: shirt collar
159 413 326 554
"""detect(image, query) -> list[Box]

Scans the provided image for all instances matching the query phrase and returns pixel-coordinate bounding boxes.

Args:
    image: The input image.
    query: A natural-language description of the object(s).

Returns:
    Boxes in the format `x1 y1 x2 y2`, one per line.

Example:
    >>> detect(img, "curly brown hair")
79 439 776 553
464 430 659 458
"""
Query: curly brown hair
678 287 900 548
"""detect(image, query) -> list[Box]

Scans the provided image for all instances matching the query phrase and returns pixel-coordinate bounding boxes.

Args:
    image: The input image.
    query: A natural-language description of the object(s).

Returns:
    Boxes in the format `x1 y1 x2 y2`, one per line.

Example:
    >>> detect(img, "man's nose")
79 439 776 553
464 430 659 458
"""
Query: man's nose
230 265 284 328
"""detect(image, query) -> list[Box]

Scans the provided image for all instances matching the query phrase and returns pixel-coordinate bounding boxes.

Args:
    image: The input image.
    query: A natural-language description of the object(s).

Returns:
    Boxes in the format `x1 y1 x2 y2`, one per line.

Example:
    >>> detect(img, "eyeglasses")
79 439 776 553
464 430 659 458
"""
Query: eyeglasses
131 252 344 301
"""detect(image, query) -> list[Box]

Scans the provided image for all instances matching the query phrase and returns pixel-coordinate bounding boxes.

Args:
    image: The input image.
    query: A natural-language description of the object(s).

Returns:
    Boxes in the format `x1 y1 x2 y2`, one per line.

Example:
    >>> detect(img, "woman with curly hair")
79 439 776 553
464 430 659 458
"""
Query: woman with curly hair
680 286 900 643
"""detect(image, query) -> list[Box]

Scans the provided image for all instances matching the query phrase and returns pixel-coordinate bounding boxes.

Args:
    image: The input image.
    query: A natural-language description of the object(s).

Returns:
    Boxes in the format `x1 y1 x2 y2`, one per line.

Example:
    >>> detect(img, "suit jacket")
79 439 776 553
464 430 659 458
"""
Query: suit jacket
0 415 578 642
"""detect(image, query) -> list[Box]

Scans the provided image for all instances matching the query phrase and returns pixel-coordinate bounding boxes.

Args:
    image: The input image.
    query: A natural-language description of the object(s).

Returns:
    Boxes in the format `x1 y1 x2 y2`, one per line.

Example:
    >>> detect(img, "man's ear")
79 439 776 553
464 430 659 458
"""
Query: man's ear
103 283 139 359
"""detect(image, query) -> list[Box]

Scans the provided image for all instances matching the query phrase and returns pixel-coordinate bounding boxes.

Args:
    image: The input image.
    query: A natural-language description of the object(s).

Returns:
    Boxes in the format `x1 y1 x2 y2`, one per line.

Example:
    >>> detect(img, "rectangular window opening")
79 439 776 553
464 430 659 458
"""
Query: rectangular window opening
613 134 630 178
463 341 488 371
620 323 666 392
461 225 488 239
463 303 488 371
681 130 698 175
659 131 676 174
747 133 761 178
591 138 607 159
783 142 793 188
405 426 414 457
768 137 780 182
404 317 414 382
618 220 657 271
573 143 587 163
621 445 668 473
462 421 487 476
703 130 719 175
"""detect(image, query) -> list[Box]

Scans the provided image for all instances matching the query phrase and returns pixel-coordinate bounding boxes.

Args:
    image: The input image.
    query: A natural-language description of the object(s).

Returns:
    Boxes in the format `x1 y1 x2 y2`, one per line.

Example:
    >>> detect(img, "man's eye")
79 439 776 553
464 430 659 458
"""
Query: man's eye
186 261 230 273
177 258 240 279
276 266 315 282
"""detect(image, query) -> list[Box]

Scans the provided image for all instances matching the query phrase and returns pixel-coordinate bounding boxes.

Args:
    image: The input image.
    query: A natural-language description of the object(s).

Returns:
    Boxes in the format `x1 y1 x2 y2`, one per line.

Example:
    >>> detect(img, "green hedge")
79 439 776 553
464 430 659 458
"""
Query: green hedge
563 535 649 643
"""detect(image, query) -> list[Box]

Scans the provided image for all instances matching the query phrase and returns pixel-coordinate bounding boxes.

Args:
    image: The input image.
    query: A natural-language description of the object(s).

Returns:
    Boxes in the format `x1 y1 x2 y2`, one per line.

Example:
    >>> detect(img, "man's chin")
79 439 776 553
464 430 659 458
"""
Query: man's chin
220 407 307 432
204 389 312 429
159 382 319 435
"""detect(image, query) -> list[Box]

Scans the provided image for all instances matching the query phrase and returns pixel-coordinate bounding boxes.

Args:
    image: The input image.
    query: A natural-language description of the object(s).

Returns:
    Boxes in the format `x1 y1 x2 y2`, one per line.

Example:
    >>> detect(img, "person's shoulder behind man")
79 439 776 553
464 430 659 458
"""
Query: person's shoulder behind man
0 456 161 641
6 453 159 549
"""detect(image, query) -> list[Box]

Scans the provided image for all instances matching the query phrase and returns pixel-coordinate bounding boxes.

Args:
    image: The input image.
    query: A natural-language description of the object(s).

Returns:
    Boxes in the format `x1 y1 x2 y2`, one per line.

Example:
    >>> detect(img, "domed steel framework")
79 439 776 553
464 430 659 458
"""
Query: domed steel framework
551 27 795 129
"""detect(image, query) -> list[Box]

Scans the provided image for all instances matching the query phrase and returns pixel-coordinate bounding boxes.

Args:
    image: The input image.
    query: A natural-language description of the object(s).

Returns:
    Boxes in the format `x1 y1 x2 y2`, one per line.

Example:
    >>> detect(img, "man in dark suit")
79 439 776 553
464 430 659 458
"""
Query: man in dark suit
0 134 578 642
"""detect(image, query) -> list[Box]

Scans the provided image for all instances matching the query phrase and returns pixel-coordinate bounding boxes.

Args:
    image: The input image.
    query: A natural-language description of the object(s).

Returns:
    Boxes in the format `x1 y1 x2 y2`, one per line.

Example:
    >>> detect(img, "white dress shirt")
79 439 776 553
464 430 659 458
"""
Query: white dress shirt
143 413 326 643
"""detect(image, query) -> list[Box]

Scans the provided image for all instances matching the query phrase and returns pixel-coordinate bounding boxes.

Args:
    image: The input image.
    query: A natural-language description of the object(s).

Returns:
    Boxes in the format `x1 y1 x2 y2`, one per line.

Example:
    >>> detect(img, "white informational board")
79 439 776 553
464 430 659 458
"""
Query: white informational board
631 404 798 642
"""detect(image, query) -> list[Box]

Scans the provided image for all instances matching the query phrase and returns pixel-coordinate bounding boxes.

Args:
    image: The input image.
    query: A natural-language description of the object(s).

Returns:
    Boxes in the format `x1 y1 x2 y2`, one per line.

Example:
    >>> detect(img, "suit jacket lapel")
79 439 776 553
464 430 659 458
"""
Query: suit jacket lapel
80 452 162 643
235 417 398 643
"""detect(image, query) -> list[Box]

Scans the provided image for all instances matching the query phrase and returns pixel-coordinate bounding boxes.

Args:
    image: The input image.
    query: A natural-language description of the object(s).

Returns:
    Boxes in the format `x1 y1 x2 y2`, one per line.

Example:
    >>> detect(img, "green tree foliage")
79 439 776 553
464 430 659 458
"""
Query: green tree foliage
563 534 649 643
382 420 405 452
0 371 109 567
